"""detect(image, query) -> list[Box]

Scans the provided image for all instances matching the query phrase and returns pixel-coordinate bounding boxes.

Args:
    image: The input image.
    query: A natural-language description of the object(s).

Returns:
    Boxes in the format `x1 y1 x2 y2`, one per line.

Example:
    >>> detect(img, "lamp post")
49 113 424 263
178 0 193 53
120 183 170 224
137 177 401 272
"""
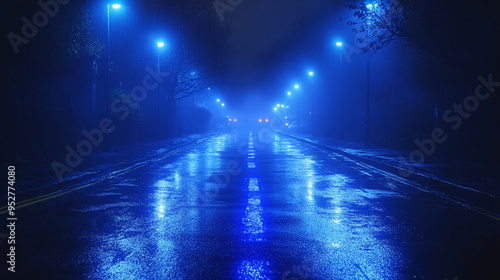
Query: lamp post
106 3 121 150
157 41 165 72
156 41 165 137
335 41 344 139
293 84 302 132
106 3 121 95
365 3 376 146
307 72 314 134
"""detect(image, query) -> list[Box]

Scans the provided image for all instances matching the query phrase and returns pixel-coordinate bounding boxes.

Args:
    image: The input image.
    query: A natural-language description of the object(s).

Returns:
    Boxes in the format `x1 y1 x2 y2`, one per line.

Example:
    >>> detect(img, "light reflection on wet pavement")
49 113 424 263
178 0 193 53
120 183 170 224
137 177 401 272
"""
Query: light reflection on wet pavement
10 130 500 279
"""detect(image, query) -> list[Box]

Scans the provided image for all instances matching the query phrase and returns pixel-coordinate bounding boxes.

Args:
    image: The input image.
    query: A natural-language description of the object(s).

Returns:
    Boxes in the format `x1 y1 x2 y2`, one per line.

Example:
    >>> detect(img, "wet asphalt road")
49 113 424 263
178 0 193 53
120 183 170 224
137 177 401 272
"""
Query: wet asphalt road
5 130 500 279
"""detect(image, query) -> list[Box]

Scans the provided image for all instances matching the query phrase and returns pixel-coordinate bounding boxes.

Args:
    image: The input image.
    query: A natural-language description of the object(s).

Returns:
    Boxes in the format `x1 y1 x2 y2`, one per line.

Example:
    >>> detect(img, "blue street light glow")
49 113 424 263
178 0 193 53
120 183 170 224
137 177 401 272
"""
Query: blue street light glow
294 84 299 89
157 42 165 48
287 91 291 95
281 104 284 108
274 107 277 111
336 42 343 47
221 103 225 106
217 99 220 102
112 4 121 9
308 71 314 76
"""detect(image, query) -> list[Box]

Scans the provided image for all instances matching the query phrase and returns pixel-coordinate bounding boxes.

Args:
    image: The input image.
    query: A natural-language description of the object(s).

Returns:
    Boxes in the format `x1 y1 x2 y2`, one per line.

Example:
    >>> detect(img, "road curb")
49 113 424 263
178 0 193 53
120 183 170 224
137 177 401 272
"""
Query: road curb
0 133 219 212
276 131 500 217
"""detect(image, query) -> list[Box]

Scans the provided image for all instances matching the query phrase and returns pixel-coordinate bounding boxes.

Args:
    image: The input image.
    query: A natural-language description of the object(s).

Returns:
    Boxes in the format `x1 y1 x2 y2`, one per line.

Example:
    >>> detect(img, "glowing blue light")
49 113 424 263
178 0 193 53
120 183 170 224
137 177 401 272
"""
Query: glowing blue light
216 99 220 102
274 107 277 111
237 260 270 279
294 84 299 89
243 196 263 236
308 71 314 76
221 103 225 106
366 3 373 10
249 178 259 191
287 91 291 95
157 42 164 48
336 41 343 47
111 4 121 9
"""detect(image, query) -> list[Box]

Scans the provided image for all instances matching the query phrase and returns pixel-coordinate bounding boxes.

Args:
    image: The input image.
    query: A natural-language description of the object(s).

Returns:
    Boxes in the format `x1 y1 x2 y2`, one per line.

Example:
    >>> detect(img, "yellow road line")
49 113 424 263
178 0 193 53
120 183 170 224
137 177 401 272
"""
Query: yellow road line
0 137 210 215
471 206 500 222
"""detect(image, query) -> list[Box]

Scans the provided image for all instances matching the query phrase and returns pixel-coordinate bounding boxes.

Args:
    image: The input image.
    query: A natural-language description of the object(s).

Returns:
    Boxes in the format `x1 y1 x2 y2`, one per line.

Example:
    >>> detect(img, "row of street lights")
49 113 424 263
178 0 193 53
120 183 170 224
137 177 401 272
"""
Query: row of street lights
105 3 169 142
271 40 346 133
106 3 168 91
272 4 379 138
216 99 225 107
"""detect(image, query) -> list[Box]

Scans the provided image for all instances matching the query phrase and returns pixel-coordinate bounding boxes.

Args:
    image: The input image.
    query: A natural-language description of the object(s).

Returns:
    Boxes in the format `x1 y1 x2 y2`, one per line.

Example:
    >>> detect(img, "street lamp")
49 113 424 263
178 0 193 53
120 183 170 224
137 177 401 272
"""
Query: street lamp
307 72 316 134
335 41 344 138
106 2 122 89
157 41 165 72
365 4 375 145
105 3 121 150
221 103 225 106
156 41 166 136
107 3 121 74
287 91 291 95
217 99 220 102
294 84 300 89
